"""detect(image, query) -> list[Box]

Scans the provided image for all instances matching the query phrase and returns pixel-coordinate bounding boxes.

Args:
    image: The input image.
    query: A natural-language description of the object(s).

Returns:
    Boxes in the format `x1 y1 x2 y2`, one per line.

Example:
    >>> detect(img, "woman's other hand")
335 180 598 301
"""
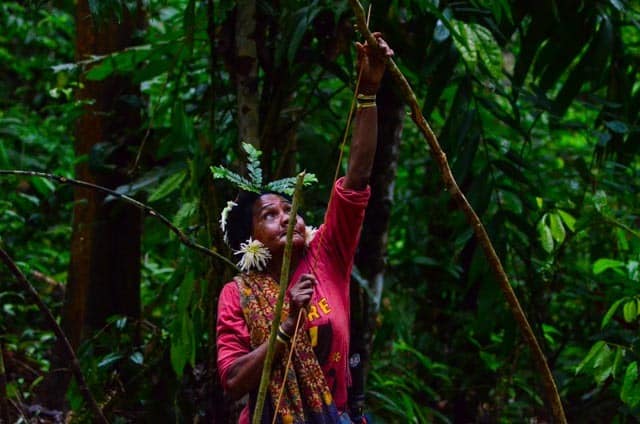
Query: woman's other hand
282 273 316 334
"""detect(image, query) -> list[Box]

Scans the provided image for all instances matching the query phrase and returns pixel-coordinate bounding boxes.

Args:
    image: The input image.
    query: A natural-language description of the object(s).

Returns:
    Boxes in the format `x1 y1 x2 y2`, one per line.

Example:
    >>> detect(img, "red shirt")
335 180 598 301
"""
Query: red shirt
217 177 370 422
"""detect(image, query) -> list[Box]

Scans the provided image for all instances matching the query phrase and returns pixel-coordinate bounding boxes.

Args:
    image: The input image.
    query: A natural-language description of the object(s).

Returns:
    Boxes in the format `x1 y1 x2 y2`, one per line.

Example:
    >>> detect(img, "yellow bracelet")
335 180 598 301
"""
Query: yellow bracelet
357 102 377 109
277 325 292 343
356 93 376 101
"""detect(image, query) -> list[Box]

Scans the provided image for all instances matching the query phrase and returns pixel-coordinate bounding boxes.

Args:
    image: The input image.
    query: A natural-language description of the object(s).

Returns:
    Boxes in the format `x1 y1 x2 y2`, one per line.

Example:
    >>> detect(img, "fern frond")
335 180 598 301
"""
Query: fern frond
210 166 260 193
242 142 263 187
266 173 318 195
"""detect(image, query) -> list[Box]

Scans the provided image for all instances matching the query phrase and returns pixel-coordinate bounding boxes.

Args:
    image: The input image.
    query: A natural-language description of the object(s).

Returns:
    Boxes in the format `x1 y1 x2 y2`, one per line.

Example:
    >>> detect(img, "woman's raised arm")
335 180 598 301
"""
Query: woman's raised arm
343 33 394 191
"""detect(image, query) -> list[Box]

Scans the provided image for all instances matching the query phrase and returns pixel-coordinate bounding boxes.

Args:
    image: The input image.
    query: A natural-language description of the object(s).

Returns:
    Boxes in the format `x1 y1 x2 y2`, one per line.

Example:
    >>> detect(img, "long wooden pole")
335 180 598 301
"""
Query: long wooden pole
252 172 305 423
347 2 567 422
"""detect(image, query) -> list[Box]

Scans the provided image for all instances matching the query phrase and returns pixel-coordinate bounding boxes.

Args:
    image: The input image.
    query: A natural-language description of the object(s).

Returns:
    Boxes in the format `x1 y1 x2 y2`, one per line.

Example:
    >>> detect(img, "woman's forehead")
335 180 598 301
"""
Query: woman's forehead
253 193 290 210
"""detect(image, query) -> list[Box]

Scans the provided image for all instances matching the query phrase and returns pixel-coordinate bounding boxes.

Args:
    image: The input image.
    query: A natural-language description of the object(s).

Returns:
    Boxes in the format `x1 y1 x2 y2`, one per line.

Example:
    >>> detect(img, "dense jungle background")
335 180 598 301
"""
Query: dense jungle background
1 0 640 422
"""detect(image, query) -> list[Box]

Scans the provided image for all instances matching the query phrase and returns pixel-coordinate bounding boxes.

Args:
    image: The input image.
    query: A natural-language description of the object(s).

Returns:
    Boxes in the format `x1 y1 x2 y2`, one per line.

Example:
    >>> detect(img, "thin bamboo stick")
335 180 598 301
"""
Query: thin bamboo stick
252 172 306 424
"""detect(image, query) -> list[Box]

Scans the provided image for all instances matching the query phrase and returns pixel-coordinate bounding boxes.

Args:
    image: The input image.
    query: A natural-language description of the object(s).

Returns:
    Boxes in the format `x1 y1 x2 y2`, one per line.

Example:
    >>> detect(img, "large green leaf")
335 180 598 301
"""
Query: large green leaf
548 212 566 244
537 216 554 253
451 21 478 71
85 44 153 81
557 209 576 232
601 298 625 329
621 362 640 407
576 340 606 374
622 300 637 323
171 271 196 376
170 313 195 377
148 169 187 202
592 258 625 275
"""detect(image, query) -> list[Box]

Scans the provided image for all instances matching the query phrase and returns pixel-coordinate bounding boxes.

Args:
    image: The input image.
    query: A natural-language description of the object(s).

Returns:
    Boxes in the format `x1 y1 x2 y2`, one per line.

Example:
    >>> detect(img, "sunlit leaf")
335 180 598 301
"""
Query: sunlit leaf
622 300 637 323
31 177 55 196
549 212 566 244
601 298 625 329
593 190 608 213
452 21 478 70
576 340 605 374
621 362 639 406
130 351 144 365
593 258 625 275
557 209 576 232
537 217 554 253
433 20 450 42
85 58 116 81
593 344 614 384
612 347 624 377
97 352 122 368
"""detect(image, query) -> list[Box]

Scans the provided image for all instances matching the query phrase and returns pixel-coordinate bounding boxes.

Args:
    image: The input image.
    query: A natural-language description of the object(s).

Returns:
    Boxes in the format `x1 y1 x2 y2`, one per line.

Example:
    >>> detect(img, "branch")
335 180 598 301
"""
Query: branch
347 2 568 422
252 172 305 423
0 246 109 424
0 170 239 271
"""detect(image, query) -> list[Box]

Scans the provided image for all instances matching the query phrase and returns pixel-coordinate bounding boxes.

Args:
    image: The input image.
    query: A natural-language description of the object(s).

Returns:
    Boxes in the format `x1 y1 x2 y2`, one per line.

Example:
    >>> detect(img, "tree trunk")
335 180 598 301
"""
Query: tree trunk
235 0 260 148
37 0 145 409
351 74 404 412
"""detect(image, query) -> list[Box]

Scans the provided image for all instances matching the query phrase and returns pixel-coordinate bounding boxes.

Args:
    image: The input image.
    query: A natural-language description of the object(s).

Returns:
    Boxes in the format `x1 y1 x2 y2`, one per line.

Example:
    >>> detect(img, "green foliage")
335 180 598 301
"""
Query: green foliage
170 270 196 376
2 0 640 422
451 20 502 78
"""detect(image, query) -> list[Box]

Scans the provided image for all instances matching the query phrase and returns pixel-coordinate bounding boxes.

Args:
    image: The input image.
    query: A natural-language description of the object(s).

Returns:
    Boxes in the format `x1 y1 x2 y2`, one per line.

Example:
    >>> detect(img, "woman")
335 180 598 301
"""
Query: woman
216 33 393 423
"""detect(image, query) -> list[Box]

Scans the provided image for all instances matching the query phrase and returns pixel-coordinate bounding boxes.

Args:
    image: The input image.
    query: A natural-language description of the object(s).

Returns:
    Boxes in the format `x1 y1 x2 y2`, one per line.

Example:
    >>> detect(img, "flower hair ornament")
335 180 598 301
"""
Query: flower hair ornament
234 237 271 272
304 225 318 247
211 142 317 271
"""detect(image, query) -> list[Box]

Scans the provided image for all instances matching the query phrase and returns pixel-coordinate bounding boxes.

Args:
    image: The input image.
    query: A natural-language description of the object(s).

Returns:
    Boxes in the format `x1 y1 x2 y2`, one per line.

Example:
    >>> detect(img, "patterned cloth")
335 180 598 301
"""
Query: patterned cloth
237 272 340 423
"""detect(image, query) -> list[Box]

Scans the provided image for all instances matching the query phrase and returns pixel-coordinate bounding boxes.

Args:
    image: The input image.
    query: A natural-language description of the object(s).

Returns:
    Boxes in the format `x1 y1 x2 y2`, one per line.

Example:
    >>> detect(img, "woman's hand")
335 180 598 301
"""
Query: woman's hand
356 32 394 94
282 273 316 335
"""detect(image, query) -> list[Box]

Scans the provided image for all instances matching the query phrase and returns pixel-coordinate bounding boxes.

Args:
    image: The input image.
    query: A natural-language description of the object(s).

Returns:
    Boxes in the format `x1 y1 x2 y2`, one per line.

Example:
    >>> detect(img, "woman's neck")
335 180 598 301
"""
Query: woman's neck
264 250 302 282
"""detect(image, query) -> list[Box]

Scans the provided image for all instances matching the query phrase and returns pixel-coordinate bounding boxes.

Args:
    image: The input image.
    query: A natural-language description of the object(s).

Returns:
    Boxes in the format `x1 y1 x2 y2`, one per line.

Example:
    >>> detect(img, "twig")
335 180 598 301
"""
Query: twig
8 398 28 424
30 270 65 293
0 170 239 271
347 2 568 423
252 172 305 424
0 246 110 424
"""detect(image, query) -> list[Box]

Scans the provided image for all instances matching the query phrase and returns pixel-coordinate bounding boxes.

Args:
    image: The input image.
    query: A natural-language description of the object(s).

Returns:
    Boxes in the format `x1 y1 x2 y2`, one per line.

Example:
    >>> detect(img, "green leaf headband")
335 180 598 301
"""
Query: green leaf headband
210 142 317 195
211 142 317 245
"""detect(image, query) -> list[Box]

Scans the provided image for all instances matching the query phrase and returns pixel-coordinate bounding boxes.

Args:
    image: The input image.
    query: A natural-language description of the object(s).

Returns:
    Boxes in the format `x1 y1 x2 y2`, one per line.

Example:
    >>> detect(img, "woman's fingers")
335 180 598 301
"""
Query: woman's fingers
289 274 316 310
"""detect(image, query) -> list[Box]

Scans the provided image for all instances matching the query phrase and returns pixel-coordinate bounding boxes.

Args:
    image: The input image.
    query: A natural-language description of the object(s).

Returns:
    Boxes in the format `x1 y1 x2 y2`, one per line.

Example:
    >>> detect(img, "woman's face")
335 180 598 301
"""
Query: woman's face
251 194 306 256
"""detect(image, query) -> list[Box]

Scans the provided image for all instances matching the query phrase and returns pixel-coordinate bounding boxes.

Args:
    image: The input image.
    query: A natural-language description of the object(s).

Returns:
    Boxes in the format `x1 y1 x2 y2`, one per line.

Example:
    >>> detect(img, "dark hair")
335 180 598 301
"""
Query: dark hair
226 191 261 251
225 191 296 251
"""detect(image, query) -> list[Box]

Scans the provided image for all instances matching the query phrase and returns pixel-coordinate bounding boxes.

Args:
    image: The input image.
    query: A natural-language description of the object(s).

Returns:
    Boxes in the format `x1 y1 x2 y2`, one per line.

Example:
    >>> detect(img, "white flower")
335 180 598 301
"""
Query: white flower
220 200 237 244
234 237 271 272
304 225 318 247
